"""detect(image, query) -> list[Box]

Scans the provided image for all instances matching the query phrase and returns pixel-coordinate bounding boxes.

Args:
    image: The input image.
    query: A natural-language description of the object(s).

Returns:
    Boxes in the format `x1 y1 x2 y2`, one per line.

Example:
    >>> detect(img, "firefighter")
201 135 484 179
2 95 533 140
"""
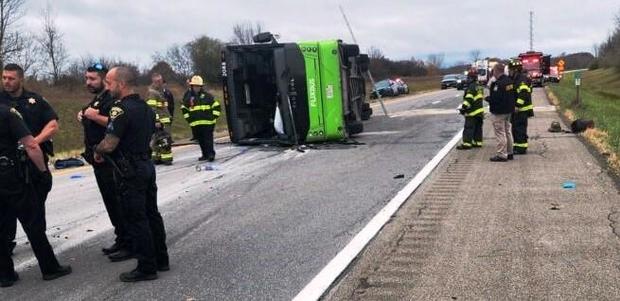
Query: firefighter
94 66 169 282
146 86 173 165
508 59 534 154
182 75 221 161
456 69 485 150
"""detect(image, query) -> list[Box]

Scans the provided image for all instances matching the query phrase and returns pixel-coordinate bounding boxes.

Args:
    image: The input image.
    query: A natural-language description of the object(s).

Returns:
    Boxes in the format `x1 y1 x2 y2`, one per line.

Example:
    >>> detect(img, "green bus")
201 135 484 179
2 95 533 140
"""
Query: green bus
221 33 372 145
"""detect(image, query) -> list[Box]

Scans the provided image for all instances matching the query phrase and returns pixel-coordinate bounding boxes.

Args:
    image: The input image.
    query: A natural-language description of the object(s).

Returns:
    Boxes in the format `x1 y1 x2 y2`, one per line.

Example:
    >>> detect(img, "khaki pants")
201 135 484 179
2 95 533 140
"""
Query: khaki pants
491 113 513 158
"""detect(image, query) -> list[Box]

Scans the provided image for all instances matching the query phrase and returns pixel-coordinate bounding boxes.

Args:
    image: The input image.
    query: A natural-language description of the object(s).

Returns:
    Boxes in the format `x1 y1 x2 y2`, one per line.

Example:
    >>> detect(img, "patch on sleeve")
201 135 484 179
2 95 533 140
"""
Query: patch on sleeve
109 107 124 120
505 84 514 91
9 108 23 119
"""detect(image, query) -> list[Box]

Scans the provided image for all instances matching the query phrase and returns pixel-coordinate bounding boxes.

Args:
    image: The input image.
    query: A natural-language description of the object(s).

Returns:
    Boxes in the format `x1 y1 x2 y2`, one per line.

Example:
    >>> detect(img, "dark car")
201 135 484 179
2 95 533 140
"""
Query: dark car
441 74 460 89
456 74 470 90
370 79 398 99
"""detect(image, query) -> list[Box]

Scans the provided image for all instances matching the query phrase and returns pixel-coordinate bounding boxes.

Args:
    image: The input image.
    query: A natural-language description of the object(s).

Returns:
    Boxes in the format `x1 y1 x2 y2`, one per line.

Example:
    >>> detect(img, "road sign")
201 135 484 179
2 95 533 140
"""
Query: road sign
575 78 581 86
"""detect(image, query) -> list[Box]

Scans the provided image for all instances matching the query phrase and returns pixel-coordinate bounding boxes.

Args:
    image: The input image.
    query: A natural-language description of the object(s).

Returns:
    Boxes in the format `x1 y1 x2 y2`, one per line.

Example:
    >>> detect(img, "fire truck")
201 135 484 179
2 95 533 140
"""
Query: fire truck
517 51 547 87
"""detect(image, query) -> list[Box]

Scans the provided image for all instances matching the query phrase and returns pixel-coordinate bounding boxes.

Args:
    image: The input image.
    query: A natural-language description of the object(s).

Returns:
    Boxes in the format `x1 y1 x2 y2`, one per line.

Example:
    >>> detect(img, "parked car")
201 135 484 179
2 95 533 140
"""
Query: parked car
393 78 410 94
370 79 399 99
456 74 470 90
441 74 460 89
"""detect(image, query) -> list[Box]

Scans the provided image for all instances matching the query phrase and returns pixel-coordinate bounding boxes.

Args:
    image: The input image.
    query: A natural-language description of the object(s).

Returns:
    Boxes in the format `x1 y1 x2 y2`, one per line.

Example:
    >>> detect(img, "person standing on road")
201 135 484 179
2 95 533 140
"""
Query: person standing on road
95 66 169 282
508 60 534 155
77 63 132 262
486 63 515 162
0 104 71 287
0 64 59 256
456 69 485 150
147 75 174 165
182 75 221 161
151 73 175 120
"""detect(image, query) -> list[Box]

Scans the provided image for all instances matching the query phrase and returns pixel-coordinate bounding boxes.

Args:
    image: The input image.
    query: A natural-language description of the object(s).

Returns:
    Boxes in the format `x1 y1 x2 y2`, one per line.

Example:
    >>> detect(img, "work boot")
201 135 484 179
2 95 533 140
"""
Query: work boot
508 154 514 160
0 271 19 287
198 156 207 161
108 249 134 262
42 265 72 281
102 243 121 255
489 155 508 162
207 156 215 162
456 144 472 150
163 161 173 166
514 149 527 155
119 269 157 282
157 263 170 272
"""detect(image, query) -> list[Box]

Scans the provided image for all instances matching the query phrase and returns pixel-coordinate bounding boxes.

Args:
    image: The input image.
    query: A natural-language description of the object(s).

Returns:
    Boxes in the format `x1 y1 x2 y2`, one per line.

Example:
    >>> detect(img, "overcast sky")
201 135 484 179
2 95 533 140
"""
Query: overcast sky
20 0 620 68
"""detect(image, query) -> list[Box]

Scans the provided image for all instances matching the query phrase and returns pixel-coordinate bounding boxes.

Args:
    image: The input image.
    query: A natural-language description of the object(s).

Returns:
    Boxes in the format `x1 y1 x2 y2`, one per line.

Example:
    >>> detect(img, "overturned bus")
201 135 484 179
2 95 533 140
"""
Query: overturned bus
221 33 372 145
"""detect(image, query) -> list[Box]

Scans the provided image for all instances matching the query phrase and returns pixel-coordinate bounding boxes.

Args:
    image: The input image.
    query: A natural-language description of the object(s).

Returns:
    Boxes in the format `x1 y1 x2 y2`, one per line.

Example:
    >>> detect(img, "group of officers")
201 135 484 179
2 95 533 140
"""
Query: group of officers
456 60 534 161
0 62 221 287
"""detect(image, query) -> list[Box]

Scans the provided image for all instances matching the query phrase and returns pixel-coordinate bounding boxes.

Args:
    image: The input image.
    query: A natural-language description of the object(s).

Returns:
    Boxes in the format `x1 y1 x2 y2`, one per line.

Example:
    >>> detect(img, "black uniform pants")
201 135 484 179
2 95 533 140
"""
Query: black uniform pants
194 125 215 159
93 164 129 248
511 112 529 153
116 160 168 274
8 160 51 247
463 115 484 147
0 187 60 277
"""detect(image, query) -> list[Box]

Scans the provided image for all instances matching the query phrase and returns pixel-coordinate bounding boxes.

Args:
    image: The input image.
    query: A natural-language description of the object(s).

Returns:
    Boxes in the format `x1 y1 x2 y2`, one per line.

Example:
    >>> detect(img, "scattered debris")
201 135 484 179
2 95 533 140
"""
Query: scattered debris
550 203 560 210
562 181 576 189
393 174 405 179
70 174 84 179
86 229 94 232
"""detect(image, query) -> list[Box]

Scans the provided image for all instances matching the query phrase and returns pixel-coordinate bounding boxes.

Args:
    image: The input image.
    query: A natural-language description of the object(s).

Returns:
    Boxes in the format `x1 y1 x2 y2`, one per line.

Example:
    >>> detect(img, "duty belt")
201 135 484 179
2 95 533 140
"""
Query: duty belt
0 156 15 168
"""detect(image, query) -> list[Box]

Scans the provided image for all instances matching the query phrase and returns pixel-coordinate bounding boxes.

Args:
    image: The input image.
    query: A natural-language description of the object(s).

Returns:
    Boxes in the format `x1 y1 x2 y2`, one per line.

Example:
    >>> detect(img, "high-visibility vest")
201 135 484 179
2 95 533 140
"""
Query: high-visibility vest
182 90 221 127
462 82 485 117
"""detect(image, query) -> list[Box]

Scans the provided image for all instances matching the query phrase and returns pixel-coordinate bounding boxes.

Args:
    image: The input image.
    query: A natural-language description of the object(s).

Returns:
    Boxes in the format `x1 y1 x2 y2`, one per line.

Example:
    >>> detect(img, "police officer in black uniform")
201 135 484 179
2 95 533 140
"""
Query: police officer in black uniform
0 104 71 287
95 66 169 282
78 63 131 261
0 64 59 256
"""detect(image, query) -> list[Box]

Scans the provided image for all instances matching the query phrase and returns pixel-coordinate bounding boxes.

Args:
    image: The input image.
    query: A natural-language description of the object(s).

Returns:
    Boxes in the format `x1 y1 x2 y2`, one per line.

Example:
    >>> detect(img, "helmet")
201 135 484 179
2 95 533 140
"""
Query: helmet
189 75 204 86
508 59 523 71
548 121 562 133
467 68 478 79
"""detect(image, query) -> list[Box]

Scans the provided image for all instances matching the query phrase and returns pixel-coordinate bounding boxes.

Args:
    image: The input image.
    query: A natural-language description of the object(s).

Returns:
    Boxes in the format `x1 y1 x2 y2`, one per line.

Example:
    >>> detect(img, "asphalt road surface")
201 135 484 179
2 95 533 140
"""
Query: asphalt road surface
4 89 464 300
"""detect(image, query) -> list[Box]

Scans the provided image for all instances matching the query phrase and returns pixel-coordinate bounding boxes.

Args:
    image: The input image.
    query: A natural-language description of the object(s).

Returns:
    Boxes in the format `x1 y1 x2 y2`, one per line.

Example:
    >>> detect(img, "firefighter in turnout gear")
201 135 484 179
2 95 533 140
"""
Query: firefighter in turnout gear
508 59 534 154
456 69 485 150
146 87 173 165
182 75 221 161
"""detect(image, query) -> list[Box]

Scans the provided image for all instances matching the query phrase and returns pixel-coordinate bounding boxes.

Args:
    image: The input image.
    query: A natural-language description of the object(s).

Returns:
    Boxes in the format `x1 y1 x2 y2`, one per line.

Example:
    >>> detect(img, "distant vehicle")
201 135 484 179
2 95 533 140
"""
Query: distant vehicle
518 51 544 87
456 74 469 90
472 59 489 84
393 78 410 94
544 66 561 83
371 79 399 99
441 74 460 89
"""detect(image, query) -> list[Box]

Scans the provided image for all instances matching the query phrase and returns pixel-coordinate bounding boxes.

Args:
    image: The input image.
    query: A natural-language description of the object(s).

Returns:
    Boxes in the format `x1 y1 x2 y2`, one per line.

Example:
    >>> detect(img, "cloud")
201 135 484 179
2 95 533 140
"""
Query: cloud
20 0 620 67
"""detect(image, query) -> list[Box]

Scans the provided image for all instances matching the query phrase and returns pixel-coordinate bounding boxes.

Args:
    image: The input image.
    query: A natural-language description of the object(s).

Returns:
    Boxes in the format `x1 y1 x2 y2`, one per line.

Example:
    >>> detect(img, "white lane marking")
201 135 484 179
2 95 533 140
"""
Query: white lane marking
431 100 441 105
292 130 463 301
355 131 402 136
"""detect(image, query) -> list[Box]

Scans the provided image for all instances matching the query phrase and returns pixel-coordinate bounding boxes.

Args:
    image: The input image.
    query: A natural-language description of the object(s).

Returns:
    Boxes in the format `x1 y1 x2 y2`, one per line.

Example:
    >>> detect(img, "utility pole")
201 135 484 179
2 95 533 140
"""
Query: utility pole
339 5 389 117
529 11 534 51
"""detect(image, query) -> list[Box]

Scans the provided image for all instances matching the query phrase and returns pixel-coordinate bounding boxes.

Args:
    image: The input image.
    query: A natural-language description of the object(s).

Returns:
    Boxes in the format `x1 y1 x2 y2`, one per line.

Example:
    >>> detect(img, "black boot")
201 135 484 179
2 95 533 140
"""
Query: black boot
0 271 19 287
42 265 72 281
119 269 157 282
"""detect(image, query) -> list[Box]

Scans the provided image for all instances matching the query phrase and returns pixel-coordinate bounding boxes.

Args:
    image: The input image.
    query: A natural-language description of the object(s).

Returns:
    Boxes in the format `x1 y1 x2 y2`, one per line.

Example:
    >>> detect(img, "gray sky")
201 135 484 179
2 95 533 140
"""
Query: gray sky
21 0 619 68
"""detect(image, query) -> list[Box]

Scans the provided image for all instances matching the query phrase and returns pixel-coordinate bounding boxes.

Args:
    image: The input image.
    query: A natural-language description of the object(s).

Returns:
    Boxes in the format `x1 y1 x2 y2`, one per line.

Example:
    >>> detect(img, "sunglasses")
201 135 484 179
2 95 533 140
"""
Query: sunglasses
87 62 108 72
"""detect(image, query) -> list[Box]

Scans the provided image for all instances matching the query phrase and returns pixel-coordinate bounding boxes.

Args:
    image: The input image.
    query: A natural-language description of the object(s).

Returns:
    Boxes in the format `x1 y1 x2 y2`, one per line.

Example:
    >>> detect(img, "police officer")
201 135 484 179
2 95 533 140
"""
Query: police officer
95 66 169 282
182 75 221 161
508 59 534 154
456 69 485 150
0 64 59 256
0 104 71 287
77 63 131 261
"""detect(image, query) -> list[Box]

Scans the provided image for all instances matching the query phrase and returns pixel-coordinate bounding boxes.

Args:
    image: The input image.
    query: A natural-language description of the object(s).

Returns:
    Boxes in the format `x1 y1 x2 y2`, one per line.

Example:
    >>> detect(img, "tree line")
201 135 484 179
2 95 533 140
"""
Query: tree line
591 9 620 70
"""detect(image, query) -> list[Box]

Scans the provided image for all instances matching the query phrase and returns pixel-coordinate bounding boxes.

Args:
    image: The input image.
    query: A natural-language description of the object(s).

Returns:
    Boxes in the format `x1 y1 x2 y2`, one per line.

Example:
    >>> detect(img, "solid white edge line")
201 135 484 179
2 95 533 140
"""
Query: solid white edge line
292 129 463 301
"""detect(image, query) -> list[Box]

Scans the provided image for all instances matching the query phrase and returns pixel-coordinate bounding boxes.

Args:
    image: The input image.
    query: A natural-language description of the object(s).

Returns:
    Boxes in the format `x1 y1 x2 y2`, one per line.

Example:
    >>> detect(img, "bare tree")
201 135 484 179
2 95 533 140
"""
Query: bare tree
367 46 384 59
592 43 599 58
230 21 263 45
426 53 445 69
8 33 38 76
38 3 69 84
0 0 26 67
153 43 193 78
469 49 482 62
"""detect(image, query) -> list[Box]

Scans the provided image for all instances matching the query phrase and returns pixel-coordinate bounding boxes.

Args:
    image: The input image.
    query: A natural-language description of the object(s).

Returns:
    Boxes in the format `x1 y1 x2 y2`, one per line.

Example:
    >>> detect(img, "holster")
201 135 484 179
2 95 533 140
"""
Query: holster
105 152 136 179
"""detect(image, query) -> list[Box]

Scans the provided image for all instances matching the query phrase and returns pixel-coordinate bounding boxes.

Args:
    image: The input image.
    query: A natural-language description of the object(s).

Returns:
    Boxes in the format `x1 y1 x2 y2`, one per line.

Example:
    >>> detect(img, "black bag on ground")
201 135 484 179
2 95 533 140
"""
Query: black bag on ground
571 119 595 133
54 157 85 169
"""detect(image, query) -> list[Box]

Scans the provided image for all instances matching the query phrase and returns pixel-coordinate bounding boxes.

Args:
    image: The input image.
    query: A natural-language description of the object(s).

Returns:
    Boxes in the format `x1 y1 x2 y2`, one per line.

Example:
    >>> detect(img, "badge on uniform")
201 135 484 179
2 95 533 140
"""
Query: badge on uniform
9 107 22 119
505 84 514 91
109 107 124 120
93 101 100 107
28 97 36 104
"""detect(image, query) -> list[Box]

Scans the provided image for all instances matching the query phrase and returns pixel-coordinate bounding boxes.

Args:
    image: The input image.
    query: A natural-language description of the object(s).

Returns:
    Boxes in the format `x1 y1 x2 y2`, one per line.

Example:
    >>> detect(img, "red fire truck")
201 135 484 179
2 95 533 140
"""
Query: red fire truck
518 51 545 87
